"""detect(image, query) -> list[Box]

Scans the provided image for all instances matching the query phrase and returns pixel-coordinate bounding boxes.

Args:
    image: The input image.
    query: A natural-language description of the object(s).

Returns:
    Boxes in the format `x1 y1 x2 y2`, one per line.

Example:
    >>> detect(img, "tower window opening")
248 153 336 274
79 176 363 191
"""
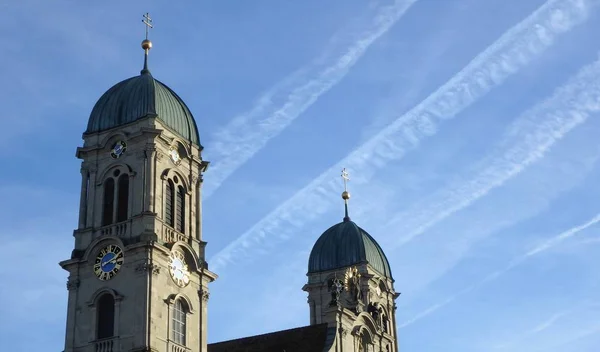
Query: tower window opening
171 299 187 346
165 180 175 227
101 168 130 227
116 174 129 222
165 177 186 234
382 314 389 333
102 178 115 226
96 294 115 339
176 186 185 233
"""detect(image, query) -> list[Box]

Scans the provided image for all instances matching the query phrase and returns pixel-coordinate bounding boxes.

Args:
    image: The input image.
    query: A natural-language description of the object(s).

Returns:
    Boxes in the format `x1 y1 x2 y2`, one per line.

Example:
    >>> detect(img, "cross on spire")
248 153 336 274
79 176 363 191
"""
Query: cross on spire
142 13 153 40
341 168 351 222
341 168 350 192
140 13 154 74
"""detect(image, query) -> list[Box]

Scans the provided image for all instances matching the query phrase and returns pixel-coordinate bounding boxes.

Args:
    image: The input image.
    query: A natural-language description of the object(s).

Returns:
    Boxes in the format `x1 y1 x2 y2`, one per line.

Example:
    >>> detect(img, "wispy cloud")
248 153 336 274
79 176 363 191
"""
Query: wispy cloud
529 312 568 334
488 302 600 352
386 50 600 250
202 0 419 198
492 311 570 349
397 211 600 328
210 0 596 271
542 324 600 351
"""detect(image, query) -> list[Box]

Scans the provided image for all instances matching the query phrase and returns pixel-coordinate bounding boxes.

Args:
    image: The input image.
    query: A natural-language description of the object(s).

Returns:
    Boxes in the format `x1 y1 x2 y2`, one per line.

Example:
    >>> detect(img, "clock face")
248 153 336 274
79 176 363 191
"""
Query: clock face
169 250 190 287
169 147 181 165
94 244 124 281
110 141 127 159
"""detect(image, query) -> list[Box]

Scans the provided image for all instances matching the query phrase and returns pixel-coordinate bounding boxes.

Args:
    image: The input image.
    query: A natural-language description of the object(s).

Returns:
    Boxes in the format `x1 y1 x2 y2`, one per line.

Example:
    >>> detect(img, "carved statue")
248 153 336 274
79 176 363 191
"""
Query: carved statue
344 267 361 303
329 278 344 306
368 302 383 329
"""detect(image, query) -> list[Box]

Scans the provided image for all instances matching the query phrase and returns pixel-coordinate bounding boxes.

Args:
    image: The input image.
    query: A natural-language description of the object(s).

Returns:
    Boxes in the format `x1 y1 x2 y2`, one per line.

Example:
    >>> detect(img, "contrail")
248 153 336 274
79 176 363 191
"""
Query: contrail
492 311 570 349
387 54 600 249
210 0 595 271
203 0 419 198
397 212 600 328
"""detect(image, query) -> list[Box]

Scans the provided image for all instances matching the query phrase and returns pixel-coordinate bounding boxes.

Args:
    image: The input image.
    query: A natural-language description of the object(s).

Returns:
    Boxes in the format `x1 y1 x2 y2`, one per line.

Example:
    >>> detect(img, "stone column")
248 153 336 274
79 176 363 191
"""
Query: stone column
392 302 399 352
86 165 98 228
63 276 80 352
78 169 88 229
194 175 201 242
146 147 157 213
198 287 210 352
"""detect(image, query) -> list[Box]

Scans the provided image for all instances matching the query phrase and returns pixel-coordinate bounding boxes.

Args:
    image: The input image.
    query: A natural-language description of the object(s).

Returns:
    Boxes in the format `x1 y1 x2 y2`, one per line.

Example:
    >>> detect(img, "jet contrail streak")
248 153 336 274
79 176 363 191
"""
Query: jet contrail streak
210 0 595 271
203 0 419 198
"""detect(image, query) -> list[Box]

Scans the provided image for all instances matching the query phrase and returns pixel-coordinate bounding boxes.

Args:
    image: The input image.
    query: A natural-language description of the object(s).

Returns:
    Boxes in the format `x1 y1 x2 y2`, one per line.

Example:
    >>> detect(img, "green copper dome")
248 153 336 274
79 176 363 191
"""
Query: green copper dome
308 220 393 279
86 71 200 146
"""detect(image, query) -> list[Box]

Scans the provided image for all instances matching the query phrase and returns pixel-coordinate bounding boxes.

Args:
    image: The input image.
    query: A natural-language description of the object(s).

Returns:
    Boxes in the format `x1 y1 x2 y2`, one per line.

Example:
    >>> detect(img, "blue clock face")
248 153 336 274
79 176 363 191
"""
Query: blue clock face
110 141 127 159
94 245 124 281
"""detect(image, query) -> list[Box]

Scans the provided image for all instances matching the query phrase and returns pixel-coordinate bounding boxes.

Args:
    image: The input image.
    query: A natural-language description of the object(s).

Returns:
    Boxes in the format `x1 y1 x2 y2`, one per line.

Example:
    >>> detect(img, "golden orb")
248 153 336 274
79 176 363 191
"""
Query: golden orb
342 191 350 200
141 39 153 50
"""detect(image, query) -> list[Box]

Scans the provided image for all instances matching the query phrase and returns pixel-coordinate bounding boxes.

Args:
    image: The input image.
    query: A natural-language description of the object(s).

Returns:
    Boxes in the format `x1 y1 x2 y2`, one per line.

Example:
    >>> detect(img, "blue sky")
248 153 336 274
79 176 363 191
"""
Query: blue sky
1 0 600 351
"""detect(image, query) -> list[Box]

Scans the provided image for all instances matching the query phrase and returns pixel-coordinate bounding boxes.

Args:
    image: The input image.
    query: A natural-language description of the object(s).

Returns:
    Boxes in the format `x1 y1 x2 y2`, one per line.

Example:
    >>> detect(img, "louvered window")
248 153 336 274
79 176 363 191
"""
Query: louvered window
176 186 185 233
102 178 115 226
97 294 115 339
116 174 129 222
165 181 175 227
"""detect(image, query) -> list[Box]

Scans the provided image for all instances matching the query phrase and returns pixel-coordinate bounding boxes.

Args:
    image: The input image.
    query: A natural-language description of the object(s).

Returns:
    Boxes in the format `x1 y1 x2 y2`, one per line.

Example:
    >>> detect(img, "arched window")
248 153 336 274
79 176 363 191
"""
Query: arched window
101 168 131 227
165 181 175 227
171 299 187 345
176 186 185 233
165 176 186 234
382 314 389 333
102 178 115 226
116 174 129 222
357 329 372 352
97 294 115 339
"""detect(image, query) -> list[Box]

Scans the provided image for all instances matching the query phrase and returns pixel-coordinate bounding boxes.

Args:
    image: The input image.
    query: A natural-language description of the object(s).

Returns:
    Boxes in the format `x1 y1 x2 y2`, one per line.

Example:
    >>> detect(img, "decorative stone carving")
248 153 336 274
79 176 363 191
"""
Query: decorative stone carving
135 262 160 275
66 278 80 290
368 302 383 330
190 174 200 187
344 266 362 313
338 327 347 337
328 278 344 307
155 151 165 162
199 289 210 301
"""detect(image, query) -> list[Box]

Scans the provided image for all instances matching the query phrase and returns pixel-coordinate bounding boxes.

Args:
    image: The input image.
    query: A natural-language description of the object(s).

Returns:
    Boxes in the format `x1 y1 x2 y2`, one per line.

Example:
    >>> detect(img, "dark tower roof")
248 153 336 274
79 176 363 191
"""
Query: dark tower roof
308 220 393 279
85 71 200 146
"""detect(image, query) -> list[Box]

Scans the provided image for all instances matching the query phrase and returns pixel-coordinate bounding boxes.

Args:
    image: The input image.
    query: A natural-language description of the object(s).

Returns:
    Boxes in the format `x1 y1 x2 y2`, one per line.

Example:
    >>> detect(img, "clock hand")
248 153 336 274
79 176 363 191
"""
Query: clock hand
101 256 119 267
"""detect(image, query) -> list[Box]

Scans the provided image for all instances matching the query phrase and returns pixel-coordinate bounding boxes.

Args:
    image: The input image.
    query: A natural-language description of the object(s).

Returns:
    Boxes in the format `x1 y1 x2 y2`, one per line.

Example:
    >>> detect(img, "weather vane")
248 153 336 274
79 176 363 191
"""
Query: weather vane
341 168 351 221
142 13 153 40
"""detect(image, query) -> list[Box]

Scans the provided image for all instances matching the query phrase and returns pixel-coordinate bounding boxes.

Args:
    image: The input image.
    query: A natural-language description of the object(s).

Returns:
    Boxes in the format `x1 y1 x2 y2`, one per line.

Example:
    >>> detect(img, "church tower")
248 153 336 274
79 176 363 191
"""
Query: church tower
303 169 400 352
59 14 217 352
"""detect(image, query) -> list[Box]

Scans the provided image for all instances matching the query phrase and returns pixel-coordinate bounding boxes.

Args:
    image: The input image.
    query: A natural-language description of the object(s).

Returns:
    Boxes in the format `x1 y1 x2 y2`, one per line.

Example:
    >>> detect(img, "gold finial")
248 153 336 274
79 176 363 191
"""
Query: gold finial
341 168 351 221
141 13 153 74
341 168 350 200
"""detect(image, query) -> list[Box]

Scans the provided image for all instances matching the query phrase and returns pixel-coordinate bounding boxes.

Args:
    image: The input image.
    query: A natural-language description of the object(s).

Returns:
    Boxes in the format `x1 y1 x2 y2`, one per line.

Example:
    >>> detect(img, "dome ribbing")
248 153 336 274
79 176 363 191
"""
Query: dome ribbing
85 72 200 146
308 220 392 279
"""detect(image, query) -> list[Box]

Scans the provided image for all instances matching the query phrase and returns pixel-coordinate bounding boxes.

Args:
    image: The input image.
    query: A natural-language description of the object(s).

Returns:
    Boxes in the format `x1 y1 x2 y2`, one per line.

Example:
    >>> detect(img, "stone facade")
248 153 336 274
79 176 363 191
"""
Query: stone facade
303 263 399 352
60 117 216 352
